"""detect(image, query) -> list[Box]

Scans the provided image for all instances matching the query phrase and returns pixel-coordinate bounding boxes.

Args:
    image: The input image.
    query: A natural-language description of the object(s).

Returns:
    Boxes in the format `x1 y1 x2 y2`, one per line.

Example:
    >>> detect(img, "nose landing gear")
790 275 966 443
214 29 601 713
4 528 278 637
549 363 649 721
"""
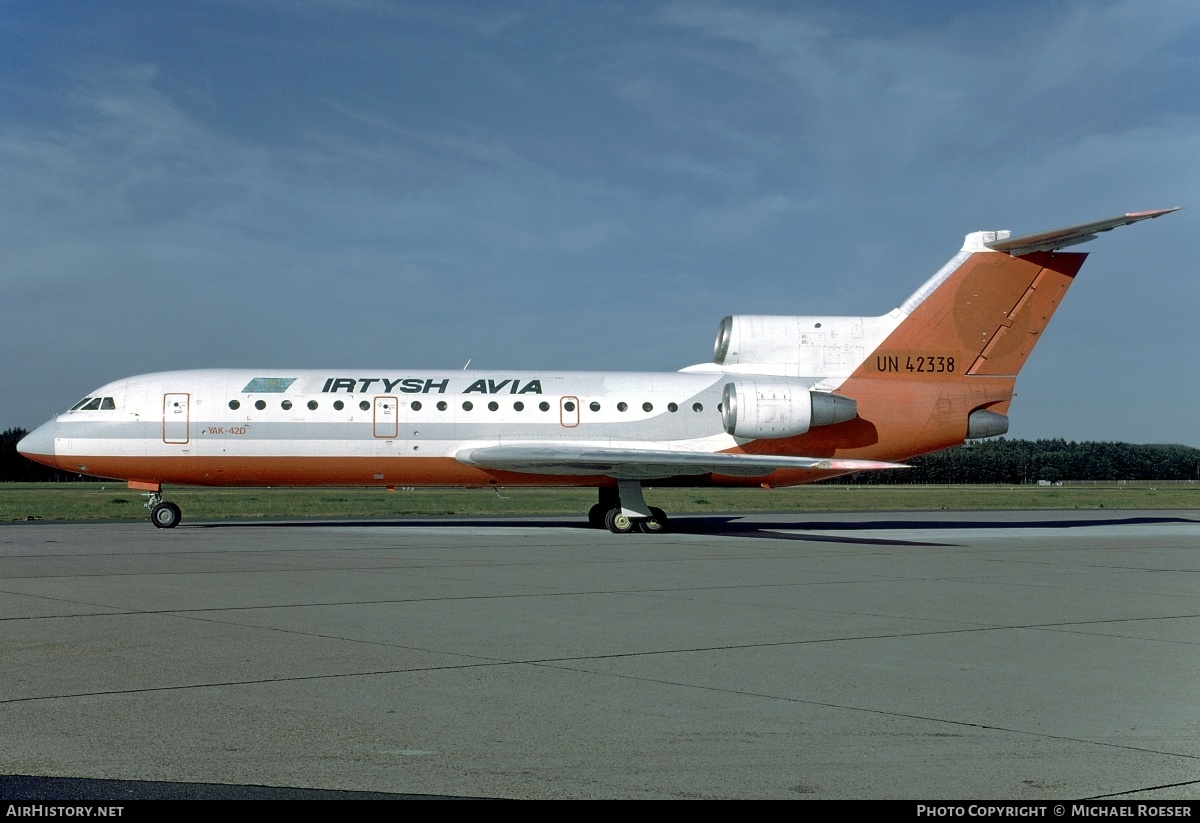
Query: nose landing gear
144 491 182 529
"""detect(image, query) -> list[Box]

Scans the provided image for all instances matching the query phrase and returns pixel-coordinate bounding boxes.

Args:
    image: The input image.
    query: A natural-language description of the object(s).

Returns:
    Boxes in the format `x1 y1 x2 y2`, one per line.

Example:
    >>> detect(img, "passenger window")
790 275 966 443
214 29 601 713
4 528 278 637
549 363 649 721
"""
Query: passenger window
668 403 678 412
282 400 292 410
617 402 627 412
308 400 318 410
539 402 550 412
589 402 600 412
514 401 524 411
333 400 345 410
229 400 240 410
437 401 448 411
642 402 652 412
411 401 422 411
359 400 370 411
692 402 703 412
463 401 473 411
255 400 266 410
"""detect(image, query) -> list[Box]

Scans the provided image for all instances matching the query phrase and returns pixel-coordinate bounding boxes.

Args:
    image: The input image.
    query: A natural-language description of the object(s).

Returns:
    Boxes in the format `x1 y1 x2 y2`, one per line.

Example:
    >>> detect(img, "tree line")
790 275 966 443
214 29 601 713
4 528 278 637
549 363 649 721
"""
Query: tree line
2 426 1198 484
830 438 1200 484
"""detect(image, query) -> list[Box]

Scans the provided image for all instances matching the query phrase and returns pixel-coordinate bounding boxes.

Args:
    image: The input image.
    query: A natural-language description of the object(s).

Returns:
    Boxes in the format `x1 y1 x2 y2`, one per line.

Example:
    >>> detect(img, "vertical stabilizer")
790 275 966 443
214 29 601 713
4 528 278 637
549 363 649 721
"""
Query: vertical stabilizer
856 241 1086 381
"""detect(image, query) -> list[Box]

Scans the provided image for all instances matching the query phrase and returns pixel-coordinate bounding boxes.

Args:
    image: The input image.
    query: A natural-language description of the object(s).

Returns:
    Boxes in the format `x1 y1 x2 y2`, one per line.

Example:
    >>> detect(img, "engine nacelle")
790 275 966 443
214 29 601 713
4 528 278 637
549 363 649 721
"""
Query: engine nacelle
712 314 898 376
967 408 1009 439
721 382 858 439
715 315 816 366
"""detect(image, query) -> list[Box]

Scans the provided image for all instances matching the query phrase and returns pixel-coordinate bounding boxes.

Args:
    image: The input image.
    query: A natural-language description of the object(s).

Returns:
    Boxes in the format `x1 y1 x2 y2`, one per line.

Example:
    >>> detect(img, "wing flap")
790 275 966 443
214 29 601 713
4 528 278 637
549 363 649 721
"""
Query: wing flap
457 445 906 480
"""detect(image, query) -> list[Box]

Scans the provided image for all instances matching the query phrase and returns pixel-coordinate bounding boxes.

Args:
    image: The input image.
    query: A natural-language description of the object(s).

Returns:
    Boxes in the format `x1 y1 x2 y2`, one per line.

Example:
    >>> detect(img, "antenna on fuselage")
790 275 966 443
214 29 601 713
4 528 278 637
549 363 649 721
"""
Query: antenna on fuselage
463 359 472 370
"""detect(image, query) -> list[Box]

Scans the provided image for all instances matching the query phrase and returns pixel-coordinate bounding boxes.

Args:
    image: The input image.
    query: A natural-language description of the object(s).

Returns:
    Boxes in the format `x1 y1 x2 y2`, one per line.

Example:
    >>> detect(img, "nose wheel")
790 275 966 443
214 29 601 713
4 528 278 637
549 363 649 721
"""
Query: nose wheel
144 492 182 529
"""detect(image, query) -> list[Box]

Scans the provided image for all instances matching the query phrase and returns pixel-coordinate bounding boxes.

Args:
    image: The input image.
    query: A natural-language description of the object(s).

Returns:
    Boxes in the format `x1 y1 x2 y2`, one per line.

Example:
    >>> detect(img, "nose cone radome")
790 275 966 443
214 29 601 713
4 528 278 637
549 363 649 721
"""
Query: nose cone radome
17 422 58 468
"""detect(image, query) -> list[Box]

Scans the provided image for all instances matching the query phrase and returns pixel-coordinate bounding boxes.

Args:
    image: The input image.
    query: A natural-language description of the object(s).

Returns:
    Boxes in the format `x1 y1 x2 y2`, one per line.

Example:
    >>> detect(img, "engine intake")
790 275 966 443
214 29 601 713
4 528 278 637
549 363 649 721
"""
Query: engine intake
721 382 857 439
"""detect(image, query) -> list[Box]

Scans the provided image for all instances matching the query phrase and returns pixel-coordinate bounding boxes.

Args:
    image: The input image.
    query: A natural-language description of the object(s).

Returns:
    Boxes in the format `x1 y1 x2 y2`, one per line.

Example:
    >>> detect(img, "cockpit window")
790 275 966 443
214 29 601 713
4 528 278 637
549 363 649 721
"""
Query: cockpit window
71 396 117 412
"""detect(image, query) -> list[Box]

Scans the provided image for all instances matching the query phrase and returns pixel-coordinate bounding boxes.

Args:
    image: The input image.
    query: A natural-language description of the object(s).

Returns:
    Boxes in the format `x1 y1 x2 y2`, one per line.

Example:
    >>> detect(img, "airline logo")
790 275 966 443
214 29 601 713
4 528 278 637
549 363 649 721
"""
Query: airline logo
242 377 297 393
319 377 544 395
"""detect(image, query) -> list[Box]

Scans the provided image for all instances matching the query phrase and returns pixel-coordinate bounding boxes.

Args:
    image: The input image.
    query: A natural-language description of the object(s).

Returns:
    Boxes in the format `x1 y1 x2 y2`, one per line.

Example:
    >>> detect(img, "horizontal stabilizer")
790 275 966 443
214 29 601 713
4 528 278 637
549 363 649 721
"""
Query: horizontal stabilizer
985 207 1180 256
457 445 906 480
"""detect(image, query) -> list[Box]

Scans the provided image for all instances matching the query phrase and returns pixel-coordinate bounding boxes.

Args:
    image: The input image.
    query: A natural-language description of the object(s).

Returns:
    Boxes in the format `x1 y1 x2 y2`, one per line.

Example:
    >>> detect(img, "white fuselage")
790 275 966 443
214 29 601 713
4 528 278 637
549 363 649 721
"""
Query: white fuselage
26 367 763 488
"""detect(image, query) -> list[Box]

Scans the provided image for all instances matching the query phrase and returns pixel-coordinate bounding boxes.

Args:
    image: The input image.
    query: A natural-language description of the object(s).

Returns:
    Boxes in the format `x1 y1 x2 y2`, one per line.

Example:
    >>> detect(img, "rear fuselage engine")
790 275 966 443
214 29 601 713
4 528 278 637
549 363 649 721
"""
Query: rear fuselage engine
721 382 857 439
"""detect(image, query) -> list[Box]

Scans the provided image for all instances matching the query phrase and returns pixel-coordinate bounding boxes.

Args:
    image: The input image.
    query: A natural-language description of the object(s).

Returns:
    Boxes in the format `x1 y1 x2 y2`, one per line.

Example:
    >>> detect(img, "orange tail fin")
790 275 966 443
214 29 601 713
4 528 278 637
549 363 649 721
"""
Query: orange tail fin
859 246 1086 382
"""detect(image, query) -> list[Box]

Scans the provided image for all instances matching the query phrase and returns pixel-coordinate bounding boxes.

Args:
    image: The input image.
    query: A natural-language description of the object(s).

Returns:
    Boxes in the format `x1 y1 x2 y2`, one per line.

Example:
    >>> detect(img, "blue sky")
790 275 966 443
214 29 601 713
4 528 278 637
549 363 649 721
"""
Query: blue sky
3 0 1198 444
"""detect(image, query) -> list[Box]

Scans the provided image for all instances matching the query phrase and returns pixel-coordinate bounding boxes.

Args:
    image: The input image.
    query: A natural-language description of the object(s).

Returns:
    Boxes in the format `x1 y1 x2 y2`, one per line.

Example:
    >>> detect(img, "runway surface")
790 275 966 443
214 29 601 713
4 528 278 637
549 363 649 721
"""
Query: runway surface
2 510 1198 800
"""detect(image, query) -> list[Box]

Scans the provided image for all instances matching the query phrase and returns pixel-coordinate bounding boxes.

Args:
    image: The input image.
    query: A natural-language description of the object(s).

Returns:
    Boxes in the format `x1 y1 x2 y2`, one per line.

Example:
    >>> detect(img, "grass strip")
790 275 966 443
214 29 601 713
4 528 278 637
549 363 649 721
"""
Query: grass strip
3 482 1198 523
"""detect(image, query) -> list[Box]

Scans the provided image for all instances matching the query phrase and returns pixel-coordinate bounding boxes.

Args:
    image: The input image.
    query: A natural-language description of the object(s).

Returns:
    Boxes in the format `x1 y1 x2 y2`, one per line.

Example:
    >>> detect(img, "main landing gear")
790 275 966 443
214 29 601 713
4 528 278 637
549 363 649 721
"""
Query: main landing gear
144 491 182 529
587 480 669 535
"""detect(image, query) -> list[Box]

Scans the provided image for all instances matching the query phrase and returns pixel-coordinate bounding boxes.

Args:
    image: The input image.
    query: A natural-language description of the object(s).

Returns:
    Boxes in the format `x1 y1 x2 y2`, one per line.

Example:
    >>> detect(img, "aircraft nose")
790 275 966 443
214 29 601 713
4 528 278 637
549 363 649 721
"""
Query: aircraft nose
17 422 58 467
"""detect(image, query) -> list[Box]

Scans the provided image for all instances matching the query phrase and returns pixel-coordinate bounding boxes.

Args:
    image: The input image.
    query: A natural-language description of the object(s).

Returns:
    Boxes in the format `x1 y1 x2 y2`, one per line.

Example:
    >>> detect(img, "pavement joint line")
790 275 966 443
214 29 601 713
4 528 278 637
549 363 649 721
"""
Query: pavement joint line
7 614 1200 702
1088 778 1200 799
6 651 1197 768
521 661 1200 764
4 585 1199 631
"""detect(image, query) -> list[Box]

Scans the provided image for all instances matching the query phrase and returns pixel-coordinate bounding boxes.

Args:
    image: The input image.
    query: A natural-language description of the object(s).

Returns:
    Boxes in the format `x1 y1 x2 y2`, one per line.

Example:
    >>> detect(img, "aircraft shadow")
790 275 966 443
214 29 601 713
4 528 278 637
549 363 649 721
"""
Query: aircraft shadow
0 773 474 801
190 515 951 546
668 514 1199 546
188 513 1196 547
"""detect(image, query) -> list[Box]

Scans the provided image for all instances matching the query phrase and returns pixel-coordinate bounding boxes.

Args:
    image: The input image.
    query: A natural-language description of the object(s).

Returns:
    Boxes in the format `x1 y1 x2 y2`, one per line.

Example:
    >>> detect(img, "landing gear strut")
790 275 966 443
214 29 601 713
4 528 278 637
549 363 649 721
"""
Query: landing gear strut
144 492 182 529
590 480 670 535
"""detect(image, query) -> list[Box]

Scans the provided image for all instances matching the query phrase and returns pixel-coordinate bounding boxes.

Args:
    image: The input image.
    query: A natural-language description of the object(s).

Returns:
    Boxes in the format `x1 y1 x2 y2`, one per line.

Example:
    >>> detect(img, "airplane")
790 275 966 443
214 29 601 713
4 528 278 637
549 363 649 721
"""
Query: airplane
17 208 1178 533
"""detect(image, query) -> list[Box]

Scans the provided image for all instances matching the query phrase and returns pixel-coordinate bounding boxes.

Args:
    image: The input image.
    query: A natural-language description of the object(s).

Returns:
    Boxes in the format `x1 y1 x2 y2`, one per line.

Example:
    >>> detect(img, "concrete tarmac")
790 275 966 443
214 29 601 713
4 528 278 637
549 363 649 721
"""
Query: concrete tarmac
1 510 1198 800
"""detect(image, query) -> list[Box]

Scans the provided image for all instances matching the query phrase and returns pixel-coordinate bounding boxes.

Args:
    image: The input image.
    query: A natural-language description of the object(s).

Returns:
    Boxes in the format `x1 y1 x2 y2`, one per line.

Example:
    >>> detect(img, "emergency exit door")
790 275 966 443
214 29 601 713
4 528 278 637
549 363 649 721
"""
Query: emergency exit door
560 395 579 428
373 396 398 438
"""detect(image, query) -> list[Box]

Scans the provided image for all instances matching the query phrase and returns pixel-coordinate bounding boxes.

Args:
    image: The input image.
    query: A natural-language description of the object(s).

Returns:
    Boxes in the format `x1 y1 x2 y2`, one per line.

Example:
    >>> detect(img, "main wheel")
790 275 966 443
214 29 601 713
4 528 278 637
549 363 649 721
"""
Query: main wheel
637 507 669 534
587 503 608 529
604 507 636 534
151 501 182 529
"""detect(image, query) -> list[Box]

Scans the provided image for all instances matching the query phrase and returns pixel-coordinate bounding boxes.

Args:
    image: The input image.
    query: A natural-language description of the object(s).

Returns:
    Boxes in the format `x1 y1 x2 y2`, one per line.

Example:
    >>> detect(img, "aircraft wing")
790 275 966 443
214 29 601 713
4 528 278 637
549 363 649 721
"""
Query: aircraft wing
985 207 1180 256
456 445 907 480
